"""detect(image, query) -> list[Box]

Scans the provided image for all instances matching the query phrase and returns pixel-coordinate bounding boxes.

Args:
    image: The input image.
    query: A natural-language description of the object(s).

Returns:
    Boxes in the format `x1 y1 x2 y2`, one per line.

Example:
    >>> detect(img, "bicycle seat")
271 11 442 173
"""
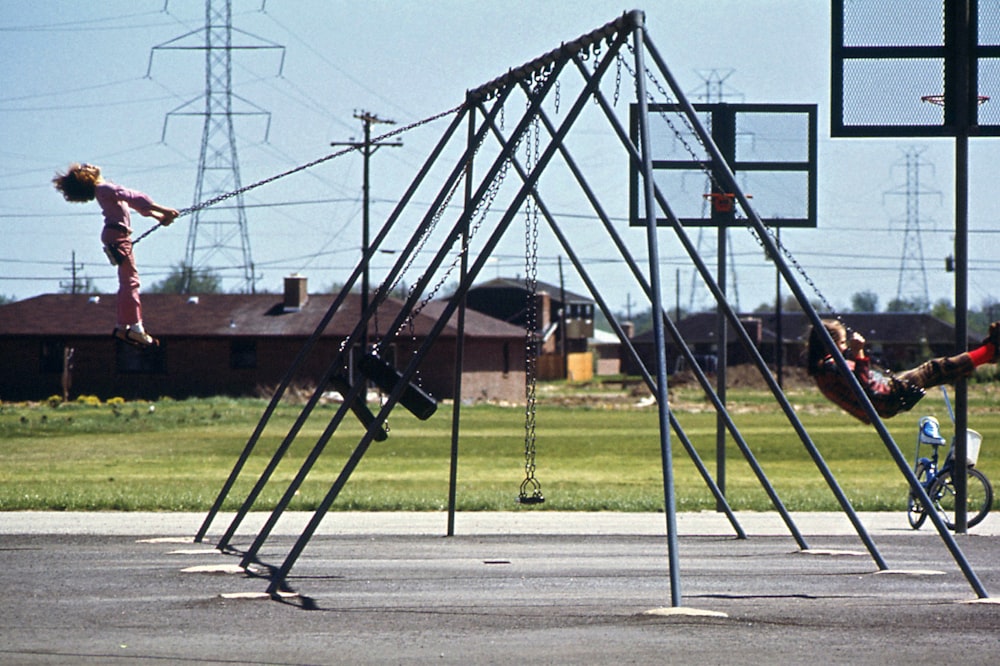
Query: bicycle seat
919 416 947 446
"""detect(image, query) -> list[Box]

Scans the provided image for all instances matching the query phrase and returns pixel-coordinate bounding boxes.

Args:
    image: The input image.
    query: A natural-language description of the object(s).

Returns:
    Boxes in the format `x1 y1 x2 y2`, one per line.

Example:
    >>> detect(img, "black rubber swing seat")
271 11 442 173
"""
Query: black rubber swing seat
329 374 389 442
358 354 438 420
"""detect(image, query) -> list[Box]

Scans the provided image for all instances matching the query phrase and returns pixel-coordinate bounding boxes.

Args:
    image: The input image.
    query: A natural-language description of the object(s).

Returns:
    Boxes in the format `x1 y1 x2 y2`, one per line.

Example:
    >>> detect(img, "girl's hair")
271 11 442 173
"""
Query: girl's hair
52 163 100 202
806 319 847 376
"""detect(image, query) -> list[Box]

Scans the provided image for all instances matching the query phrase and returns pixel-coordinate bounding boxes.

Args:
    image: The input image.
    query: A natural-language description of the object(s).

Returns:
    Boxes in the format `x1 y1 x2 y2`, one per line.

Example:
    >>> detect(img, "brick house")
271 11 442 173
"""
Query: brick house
0 277 526 403
465 278 597 380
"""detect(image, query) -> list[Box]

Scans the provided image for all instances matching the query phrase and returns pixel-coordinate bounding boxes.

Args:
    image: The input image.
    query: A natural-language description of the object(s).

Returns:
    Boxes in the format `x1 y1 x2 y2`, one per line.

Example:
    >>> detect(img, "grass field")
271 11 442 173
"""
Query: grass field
1 381 998 513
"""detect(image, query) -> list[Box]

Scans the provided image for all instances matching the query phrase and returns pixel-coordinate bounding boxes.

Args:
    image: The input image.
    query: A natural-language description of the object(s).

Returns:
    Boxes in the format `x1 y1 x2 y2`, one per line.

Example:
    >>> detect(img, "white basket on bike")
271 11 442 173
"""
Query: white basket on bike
946 429 982 467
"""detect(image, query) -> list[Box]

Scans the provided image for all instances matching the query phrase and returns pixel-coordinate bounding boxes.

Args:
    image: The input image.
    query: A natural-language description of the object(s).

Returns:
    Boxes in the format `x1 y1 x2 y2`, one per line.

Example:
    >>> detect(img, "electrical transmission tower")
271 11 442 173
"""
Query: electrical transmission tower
149 0 285 293
883 147 940 311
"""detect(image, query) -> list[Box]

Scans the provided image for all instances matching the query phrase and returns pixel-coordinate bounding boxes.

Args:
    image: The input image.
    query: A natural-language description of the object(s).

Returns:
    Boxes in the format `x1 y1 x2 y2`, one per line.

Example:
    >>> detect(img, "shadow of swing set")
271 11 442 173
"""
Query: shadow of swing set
180 10 991 605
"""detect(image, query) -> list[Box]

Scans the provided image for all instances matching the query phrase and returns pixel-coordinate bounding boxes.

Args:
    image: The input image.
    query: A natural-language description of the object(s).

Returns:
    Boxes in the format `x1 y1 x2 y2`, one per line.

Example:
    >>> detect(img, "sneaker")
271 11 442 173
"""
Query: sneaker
114 326 157 347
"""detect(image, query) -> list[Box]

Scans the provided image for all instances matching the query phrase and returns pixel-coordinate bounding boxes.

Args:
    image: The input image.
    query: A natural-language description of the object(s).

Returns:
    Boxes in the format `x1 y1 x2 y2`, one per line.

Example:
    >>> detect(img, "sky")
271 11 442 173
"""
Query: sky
2 0 999 322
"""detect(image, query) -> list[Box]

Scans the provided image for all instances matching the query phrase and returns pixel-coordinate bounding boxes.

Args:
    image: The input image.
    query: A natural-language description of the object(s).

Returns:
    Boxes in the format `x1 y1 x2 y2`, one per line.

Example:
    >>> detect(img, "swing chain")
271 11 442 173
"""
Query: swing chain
520 108 543 504
131 103 465 246
613 51 623 106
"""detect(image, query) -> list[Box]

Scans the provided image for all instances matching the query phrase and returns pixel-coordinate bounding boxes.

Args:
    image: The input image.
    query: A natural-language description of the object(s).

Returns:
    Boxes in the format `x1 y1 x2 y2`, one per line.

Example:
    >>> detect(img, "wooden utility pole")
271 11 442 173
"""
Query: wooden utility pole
331 111 403 356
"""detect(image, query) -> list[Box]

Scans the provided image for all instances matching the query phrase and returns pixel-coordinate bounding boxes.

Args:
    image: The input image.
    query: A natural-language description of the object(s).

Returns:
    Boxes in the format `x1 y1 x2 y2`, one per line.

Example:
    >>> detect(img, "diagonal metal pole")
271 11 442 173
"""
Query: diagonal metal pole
569 53 812 551
195 106 470 544
642 31 986 596
226 90 522 556
264 38 622 595
205 106 472 549
480 94 746 538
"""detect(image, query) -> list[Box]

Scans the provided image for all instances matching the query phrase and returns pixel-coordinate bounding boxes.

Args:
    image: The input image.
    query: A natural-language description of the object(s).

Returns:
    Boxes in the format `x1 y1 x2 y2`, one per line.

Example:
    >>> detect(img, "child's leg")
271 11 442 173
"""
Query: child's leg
895 353 974 389
113 239 143 328
895 340 996 389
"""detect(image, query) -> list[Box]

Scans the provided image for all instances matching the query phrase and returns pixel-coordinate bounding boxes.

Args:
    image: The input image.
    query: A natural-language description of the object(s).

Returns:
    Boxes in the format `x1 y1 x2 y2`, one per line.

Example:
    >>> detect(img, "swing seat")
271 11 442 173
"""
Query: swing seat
329 374 389 441
358 354 438 420
517 494 545 505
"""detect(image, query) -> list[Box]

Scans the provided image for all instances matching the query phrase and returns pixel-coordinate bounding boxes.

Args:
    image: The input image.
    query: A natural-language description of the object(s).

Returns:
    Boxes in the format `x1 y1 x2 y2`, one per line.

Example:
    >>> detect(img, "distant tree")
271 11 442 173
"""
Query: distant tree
930 298 954 324
885 297 925 313
850 290 879 313
0 294 16 305
969 297 1000 334
148 263 223 294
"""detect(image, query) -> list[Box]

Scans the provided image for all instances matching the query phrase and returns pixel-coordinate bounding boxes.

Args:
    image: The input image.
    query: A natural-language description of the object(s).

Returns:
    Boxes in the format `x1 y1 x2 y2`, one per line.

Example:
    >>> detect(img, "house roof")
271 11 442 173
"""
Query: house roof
0 292 524 340
632 312 979 345
471 277 592 304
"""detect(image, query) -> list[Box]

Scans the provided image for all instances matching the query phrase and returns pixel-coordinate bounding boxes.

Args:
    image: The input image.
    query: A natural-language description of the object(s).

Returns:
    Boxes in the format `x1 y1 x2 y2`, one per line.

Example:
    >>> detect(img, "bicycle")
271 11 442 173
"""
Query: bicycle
907 389 994 530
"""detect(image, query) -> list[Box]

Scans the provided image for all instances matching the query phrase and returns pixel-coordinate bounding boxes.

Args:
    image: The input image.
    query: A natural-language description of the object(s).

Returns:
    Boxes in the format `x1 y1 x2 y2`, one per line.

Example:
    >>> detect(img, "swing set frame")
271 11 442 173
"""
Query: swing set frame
189 9 990 605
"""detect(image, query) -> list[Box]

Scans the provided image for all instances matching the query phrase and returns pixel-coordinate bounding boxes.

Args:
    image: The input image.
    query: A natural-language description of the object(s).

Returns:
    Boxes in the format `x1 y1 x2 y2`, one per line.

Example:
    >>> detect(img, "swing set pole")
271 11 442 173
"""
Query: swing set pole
631 17 682 608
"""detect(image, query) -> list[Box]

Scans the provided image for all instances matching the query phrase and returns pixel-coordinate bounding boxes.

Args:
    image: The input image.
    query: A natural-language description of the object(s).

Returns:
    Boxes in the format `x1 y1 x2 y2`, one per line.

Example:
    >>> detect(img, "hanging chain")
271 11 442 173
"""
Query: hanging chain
520 97 543 504
613 51 623 106
131 104 465 246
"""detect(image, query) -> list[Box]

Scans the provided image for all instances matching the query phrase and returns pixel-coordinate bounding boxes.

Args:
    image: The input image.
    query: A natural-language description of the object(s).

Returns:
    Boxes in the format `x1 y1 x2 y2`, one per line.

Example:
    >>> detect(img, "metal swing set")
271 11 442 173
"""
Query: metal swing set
177 9 989 605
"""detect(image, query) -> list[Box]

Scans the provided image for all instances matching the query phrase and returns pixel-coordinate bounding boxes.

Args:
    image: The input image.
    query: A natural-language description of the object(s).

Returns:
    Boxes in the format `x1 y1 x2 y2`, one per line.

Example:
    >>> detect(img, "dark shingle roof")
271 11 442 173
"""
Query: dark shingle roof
472 277 592 304
632 312 979 345
0 292 522 339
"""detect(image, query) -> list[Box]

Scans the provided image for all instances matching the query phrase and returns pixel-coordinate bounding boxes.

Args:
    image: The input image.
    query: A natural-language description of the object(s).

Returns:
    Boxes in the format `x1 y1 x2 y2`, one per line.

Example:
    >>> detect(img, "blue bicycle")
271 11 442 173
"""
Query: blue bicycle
907 394 993 530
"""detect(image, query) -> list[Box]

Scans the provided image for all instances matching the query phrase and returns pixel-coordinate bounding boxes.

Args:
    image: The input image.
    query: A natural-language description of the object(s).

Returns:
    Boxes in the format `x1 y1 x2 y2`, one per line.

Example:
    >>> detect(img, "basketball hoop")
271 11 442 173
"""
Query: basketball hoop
703 192 751 213
920 94 990 106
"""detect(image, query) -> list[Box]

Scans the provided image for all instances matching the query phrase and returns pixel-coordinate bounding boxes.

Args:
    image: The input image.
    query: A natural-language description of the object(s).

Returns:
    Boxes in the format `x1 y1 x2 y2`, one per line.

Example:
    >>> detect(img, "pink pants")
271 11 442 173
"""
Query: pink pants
101 226 142 328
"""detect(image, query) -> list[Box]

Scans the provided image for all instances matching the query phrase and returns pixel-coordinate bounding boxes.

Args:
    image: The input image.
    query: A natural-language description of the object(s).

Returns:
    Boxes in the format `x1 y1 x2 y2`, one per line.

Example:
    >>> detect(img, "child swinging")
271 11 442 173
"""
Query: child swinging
53 163 178 347
807 318 1000 423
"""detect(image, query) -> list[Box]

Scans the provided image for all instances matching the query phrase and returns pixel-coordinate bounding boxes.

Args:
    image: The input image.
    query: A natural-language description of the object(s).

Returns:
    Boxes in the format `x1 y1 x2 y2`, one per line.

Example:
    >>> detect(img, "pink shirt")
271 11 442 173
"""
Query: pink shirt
95 182 154 232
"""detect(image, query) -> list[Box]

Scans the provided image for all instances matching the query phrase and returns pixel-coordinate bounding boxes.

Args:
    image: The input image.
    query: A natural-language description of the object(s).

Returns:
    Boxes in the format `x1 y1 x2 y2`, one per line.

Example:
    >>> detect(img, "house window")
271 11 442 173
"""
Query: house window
230 339 257 369
502 342 511 376
116 340 166 374
40 339 66 374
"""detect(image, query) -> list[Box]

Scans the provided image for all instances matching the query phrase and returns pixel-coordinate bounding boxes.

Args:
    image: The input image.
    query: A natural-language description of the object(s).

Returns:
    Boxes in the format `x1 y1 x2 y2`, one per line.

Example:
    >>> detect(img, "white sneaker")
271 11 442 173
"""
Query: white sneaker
114 326 156 347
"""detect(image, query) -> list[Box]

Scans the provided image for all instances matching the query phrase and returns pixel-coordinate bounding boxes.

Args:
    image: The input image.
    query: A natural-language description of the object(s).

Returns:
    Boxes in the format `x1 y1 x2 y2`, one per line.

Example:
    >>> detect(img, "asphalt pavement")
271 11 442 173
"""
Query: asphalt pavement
2 511 1000 665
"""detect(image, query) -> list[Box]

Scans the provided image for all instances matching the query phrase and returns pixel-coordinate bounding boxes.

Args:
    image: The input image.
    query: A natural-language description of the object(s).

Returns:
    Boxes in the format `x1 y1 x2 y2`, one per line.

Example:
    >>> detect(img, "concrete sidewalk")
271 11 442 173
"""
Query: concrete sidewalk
2 509 997 537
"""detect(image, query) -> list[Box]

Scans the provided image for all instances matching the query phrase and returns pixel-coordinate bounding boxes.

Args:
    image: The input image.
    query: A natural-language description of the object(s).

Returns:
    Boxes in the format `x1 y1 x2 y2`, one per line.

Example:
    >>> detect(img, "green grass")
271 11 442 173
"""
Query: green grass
1 385 997 513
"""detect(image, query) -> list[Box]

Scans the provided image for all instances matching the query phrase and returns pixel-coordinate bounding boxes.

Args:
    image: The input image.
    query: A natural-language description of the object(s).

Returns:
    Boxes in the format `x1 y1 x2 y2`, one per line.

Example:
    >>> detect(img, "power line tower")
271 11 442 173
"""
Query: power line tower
883 147 940 311
149 0 285 293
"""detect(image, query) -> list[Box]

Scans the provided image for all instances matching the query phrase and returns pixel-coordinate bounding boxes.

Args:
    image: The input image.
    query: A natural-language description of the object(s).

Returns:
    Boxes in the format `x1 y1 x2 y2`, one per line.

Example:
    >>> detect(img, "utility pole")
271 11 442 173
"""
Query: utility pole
60 251 86 294
331 111 402 352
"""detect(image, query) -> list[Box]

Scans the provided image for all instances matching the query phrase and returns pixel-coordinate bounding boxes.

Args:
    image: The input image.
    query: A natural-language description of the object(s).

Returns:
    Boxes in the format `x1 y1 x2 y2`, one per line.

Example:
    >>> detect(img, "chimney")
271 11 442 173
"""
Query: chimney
284 274 308 312
535 291 551 332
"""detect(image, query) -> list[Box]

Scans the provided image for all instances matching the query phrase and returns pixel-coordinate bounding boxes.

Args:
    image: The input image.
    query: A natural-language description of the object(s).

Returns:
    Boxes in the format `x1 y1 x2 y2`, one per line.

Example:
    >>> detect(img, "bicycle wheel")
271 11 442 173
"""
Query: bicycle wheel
929 467 994 530
907 462 929 530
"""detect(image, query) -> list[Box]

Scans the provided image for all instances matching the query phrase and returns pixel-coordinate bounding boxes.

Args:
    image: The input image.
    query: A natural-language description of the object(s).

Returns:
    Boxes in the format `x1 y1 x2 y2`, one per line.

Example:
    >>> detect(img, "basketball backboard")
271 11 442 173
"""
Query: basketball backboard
831 0 1000 137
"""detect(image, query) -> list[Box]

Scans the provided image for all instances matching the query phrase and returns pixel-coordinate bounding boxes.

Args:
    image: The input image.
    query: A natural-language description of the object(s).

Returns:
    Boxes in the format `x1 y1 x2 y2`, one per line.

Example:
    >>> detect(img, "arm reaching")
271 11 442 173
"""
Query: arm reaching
145 202 180 226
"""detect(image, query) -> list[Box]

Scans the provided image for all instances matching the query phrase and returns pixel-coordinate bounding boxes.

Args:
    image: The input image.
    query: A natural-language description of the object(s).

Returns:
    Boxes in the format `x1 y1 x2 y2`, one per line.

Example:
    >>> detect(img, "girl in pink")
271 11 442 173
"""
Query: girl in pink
53 163 179 346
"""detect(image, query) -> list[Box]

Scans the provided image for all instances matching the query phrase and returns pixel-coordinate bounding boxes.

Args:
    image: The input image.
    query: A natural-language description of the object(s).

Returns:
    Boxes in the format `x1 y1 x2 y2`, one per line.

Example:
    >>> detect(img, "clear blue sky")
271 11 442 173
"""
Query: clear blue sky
2 1 998 322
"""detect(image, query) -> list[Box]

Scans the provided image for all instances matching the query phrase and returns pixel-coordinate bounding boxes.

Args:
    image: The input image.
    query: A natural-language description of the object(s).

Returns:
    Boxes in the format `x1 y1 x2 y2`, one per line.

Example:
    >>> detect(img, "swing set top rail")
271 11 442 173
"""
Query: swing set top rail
466 9 644 103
